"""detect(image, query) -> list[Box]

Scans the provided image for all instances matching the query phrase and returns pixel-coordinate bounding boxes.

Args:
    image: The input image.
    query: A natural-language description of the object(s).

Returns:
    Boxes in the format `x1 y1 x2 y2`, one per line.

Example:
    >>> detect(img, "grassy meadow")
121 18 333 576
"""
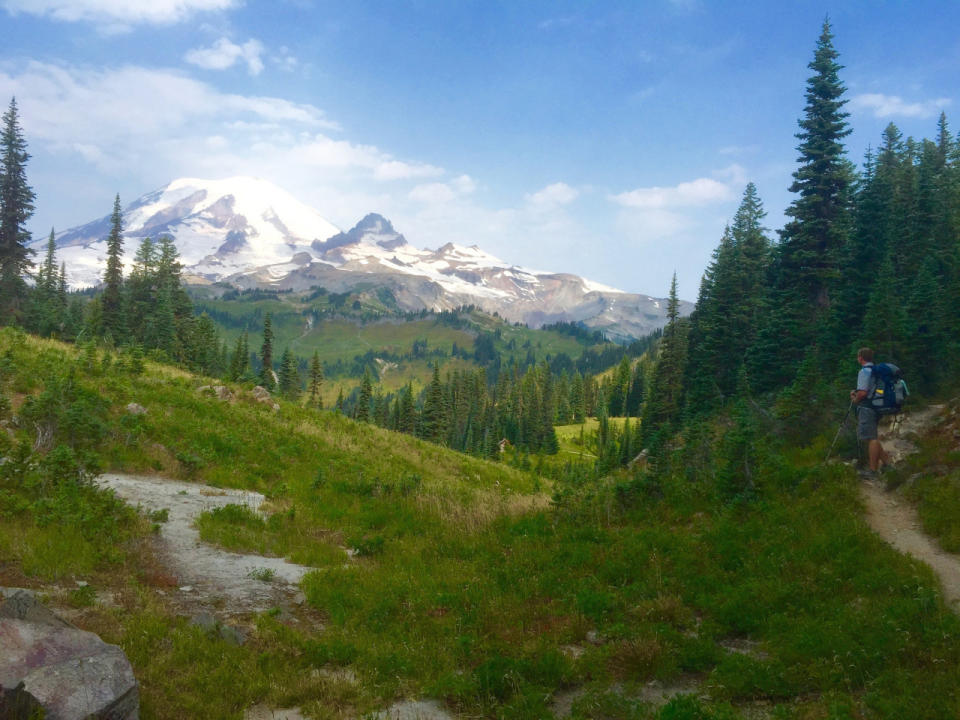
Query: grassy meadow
2 327 960 719
190 291 601 403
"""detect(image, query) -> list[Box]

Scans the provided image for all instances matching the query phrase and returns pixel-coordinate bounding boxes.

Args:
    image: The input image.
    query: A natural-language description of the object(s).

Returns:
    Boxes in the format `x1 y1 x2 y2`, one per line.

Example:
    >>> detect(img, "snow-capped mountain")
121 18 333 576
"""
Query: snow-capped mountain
52 177 340 287
42 177 689 339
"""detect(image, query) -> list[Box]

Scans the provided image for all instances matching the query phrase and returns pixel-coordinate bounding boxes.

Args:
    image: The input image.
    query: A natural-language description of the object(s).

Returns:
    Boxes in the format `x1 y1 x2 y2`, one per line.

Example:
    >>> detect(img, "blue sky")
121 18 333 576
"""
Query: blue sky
1 0 957 299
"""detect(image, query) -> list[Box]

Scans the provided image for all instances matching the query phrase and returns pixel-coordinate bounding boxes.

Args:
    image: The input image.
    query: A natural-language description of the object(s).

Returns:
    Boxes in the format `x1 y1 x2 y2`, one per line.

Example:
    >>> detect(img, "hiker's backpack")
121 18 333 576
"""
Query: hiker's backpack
868 363 909 415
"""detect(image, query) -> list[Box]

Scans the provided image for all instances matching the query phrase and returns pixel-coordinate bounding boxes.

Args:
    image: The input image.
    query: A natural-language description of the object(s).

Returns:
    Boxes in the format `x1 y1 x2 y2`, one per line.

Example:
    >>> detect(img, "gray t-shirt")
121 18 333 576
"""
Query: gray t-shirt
857 363 875 399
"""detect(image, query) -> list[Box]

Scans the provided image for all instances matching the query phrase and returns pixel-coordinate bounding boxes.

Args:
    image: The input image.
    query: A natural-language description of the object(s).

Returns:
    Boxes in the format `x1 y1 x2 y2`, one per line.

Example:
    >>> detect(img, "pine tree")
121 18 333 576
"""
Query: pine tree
0 97 35 324
689 184 771 411
642 274 688 446
751 20 853 388
355 368 373 422
260 313 275 390
570 372 586 423
399 382 416 433
335 387 345 412
716 369 759 503
308 351 324 407
782 19 852 310
228 334 245 381
29 228 59 335
610 355 631 416
127 237 156 344
278 347 300 400
101 194 126 340
420 363 447 442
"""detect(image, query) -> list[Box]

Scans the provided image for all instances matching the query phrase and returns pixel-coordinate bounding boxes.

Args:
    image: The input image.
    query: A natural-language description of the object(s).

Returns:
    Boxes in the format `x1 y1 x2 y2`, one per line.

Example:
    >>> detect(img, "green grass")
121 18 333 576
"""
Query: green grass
895 409 960 552
5 328 960 719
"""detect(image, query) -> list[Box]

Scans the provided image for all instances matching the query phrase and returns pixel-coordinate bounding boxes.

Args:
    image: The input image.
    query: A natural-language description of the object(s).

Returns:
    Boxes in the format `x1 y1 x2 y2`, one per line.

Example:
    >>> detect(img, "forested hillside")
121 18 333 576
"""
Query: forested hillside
638 21 959 463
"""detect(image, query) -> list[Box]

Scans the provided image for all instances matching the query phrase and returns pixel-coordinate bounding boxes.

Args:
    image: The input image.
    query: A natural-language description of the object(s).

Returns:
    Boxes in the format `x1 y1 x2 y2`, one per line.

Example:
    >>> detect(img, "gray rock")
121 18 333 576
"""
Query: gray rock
197 385 235 402
0 588 70 628
189 612 217 632
189 612 246 646
373 699 454 720
0 589 139 720
125 403 147 416
218 624 246 646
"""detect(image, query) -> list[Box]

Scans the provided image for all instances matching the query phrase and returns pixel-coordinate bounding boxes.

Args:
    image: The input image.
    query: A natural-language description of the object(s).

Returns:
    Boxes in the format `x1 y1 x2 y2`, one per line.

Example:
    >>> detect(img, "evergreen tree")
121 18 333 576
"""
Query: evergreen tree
688 185 771 411
609 355 631 416
29 228 60 336
782 19 852 311
0 97 35 324
420 363 447 442
355 368 373 422
642 274 688 447
751 20 853 389
101 194 126 340
716 369 759 503
335 387 345 412
398 383 416 434
570 372 586 423
259 313 275 390
278 347 300 400
308 351 324 407
862 252 909 362
127 237 156 344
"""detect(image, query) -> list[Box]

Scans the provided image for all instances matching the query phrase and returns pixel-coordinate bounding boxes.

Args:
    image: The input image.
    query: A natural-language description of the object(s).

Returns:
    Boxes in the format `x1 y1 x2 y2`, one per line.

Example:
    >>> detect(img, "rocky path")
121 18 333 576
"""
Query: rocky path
858 405 960 612
96 474 314 614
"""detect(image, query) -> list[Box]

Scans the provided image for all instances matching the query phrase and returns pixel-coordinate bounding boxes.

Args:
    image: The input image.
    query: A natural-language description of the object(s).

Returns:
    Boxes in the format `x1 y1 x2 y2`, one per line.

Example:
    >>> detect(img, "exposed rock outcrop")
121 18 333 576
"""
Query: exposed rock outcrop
197 385 235 402
0 588 139 720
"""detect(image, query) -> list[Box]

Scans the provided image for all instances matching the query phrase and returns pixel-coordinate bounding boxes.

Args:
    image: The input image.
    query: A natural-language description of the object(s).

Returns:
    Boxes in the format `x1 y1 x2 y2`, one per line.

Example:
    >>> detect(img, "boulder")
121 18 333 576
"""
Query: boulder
251 386 272 402
197 385 235 402
125 403 147 416
0 588 139 720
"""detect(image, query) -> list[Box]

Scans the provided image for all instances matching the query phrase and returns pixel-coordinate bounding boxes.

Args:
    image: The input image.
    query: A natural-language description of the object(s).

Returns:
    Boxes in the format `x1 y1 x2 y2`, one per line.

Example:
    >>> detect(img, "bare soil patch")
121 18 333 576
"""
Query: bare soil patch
96 473 313 615
859 405 960 612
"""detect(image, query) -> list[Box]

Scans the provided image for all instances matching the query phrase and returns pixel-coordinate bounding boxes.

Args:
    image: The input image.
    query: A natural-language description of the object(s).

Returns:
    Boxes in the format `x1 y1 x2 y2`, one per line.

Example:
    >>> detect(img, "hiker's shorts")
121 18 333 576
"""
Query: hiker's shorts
857 406 879 441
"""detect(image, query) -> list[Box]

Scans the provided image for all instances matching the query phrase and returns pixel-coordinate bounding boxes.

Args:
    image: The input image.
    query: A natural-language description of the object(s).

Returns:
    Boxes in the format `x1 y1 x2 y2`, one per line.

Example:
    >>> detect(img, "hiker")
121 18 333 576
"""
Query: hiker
850 347 891 477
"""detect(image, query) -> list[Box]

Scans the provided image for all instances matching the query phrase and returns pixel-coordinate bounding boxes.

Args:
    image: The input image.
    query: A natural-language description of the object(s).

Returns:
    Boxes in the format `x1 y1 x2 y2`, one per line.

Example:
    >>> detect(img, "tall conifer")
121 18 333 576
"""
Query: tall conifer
101 194 126 340
308 351 324 407
260 313 275 389
0 97 35 323
751 20 853 388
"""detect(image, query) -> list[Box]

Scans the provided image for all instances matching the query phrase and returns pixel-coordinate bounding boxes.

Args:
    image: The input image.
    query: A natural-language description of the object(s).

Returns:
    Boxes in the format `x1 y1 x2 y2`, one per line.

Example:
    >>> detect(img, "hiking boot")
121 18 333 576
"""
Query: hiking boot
858 468 879 481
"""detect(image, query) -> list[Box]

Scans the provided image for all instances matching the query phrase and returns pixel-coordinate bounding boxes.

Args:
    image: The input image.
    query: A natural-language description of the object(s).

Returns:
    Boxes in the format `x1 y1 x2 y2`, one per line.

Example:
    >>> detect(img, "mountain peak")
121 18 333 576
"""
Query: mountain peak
316 212 408 252
42 176 685 339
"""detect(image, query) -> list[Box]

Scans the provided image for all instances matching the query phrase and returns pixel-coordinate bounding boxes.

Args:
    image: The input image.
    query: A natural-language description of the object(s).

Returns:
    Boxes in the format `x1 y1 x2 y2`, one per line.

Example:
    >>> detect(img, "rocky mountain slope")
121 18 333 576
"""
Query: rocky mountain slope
42 177 690 339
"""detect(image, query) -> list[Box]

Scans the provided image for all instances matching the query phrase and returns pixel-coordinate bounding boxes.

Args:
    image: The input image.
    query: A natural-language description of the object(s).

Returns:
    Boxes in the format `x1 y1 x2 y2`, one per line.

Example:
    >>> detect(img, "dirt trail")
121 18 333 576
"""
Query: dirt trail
96 473 315 614
858 405 960 612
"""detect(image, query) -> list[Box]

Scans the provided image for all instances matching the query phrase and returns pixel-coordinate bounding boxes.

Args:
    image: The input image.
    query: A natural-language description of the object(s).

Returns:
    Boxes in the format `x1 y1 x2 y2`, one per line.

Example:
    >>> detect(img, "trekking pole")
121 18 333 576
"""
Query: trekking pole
825 402 855 463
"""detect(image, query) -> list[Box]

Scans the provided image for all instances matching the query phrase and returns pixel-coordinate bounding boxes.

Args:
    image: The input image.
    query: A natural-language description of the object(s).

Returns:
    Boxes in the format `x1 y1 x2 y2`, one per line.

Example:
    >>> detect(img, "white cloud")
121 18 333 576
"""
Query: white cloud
407 175 476 205
374 159 444 181
273 46 299 73
2 60 460 241
452 175 476 194
526 182 579 211
185 38 265 77
2 0 236 25
408 183 457 205
611 176 733 209
712 163 748 187
850 93 951 119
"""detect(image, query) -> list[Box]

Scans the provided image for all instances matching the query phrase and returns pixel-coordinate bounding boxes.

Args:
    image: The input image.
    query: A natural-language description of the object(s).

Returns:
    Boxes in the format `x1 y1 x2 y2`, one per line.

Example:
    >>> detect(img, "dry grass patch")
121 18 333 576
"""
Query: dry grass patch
416 488 552 531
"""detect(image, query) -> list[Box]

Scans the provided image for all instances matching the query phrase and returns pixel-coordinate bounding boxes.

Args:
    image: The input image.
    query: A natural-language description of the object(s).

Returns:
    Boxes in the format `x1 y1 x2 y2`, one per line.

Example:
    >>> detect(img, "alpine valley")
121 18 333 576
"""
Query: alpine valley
42 176 689 341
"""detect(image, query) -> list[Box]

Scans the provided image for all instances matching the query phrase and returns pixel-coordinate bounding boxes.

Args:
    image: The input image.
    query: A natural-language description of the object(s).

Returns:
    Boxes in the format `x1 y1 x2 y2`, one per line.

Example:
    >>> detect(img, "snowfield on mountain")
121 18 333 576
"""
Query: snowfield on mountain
40 176 690 339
